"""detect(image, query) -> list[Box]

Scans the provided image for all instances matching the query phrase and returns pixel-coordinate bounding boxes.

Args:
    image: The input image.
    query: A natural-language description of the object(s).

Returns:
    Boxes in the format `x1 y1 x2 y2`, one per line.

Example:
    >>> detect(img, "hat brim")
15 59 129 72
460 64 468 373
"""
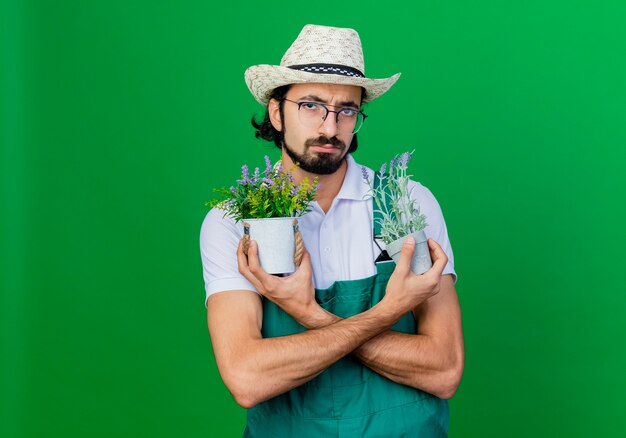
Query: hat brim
245 65 401 106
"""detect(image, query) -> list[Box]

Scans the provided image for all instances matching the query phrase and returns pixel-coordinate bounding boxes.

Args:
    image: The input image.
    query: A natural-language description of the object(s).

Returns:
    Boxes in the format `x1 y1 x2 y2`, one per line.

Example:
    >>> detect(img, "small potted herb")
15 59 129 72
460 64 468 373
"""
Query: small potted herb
362 150 432 275
207 156 318 274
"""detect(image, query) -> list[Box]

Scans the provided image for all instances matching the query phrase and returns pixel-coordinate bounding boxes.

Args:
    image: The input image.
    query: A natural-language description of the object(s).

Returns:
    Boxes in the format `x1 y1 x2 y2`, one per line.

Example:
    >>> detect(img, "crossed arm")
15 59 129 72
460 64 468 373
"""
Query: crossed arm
206 238 464 408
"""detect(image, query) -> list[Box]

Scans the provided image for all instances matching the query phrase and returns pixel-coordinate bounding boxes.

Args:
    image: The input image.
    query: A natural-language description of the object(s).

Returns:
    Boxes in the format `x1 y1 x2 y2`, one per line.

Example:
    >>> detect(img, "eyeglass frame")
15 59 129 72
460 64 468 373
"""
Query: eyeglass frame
282 98 368 134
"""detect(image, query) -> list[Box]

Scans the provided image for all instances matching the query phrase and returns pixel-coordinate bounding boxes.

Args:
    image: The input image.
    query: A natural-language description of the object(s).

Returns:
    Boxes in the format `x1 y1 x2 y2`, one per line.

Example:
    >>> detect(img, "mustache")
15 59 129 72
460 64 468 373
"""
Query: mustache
305 136 345 149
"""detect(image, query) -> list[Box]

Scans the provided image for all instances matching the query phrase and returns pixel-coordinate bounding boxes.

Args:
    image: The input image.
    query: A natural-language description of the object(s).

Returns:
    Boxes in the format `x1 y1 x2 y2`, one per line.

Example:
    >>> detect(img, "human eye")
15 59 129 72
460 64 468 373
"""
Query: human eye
300 102 321 111
339 108 358 117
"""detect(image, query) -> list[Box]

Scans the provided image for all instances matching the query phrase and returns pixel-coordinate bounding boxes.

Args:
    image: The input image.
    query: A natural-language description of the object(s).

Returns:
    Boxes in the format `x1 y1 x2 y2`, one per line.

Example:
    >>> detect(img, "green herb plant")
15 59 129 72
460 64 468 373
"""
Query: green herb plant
207 156 319 221
362 150 428 244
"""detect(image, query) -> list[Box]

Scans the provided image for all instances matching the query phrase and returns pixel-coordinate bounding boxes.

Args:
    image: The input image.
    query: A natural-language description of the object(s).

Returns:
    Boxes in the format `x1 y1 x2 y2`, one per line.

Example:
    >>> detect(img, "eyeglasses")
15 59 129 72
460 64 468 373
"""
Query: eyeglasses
283 98 368 134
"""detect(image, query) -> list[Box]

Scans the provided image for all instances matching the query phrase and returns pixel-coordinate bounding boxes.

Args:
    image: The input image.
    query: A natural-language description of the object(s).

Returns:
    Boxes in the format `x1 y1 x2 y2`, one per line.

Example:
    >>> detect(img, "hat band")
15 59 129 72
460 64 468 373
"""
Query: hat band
287 63 365 78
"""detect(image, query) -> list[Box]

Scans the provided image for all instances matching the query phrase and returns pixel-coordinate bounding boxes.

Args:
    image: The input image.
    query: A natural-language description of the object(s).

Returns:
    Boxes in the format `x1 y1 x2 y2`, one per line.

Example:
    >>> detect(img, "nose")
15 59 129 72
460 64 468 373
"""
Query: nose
319 112 339 138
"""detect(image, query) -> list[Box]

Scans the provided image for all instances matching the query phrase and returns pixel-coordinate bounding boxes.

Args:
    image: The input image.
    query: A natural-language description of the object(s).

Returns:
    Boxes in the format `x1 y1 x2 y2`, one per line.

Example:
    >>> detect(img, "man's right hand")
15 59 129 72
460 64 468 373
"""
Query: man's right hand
236 237 324 325
383 236 448 315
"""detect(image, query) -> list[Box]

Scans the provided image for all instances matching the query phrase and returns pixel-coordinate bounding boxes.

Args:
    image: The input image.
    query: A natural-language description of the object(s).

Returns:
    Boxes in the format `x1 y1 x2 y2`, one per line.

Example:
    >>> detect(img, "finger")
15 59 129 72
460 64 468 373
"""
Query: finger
395 235 416 276
293 247 313 278
246 239 263 274
426 238 448 276
300 240 310 257
247 240 279 290
236 238 263 289
236 238 250 272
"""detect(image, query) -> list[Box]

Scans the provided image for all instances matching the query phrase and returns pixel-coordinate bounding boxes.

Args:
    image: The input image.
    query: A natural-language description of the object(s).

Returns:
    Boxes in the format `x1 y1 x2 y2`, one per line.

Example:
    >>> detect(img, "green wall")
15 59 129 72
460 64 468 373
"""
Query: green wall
2 1 625 436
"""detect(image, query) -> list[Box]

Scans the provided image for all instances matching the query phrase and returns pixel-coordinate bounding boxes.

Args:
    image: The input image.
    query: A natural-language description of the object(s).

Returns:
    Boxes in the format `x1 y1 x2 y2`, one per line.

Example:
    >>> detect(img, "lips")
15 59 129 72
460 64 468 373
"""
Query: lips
310 144 338 152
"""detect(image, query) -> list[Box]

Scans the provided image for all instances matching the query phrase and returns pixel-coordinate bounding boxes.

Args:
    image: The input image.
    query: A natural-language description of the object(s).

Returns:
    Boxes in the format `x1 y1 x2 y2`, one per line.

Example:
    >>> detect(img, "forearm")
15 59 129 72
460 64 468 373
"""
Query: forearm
353 330 462 398
297 305 463 398
223 299 402 408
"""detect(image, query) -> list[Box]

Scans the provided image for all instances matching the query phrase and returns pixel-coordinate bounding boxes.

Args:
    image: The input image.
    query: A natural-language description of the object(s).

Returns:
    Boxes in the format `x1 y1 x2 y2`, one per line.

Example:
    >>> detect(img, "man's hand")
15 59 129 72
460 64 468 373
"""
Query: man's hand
237 238 322 324
383 236 449 316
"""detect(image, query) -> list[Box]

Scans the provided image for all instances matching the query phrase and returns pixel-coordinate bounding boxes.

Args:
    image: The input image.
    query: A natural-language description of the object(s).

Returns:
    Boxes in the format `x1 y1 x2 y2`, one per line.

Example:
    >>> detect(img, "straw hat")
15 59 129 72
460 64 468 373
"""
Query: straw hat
245 24 401 106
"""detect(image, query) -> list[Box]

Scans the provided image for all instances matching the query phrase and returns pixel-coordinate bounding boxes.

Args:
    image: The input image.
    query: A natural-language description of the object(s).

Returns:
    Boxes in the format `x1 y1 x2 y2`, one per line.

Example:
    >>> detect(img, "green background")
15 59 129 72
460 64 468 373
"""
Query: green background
2 0 625 436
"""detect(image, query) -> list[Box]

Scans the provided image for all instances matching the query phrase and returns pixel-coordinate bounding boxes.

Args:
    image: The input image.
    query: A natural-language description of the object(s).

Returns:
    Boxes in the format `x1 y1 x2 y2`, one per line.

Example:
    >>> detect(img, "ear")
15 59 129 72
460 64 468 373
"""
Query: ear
268 98 283 132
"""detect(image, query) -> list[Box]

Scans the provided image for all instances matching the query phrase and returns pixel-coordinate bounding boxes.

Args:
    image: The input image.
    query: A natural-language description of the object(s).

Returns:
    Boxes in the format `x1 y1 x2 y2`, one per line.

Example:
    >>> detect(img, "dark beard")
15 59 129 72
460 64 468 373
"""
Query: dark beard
282 135 347 175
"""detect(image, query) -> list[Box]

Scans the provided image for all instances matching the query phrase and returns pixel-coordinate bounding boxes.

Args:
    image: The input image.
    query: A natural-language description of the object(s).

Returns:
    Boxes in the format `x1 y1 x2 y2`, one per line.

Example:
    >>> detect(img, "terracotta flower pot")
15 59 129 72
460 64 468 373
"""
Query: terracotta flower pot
385 230 432 275
243 217 298 274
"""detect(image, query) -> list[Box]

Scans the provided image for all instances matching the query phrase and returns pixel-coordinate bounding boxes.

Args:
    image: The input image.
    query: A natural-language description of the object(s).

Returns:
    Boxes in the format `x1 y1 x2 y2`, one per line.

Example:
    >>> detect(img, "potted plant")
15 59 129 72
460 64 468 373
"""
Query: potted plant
362 150 432 275
207 156 318 274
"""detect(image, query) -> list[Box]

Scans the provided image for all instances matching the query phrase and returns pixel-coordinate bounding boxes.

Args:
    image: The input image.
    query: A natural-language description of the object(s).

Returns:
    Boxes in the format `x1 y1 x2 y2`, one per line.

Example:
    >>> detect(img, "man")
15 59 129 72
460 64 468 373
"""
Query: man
200 24 464 437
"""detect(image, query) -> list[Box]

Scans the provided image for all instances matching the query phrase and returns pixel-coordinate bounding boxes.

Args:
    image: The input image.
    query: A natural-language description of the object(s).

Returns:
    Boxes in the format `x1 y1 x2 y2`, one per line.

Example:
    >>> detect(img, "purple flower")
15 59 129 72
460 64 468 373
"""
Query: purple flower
262 177 273 187
379 162 387 176
389 157 396 173
252 167 260 183
264 155 272 175
285 171 294 184
230 186 236 195
361 166 370 182
237 165 250 185
398 151 412 167
290 185 298 196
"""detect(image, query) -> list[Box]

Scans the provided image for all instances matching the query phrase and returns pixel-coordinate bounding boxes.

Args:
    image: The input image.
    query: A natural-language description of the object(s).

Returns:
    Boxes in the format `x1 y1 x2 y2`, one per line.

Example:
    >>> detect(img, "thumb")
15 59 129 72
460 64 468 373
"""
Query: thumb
297 246 313 275
395 235 416 275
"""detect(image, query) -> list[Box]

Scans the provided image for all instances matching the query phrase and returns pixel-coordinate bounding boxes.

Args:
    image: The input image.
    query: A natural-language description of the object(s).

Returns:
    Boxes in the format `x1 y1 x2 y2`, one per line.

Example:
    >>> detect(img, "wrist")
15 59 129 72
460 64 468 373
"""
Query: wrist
375 295 407 325
296 301 339 329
